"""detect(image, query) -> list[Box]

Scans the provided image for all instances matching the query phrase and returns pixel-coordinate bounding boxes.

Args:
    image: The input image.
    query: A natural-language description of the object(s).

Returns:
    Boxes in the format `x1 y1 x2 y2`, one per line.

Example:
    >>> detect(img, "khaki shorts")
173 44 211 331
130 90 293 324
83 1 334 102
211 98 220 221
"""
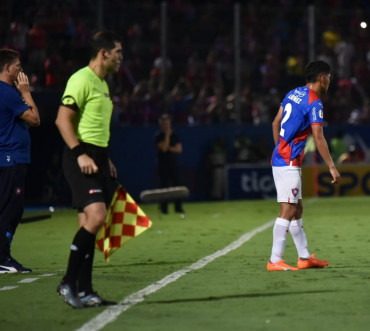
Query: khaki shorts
272 166 302 203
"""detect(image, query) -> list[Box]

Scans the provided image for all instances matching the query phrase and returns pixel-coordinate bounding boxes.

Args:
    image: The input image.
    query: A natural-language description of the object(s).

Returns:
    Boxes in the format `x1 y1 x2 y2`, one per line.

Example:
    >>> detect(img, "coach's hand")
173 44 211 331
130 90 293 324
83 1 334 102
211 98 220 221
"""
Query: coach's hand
14 71 30 94
77 154 99 175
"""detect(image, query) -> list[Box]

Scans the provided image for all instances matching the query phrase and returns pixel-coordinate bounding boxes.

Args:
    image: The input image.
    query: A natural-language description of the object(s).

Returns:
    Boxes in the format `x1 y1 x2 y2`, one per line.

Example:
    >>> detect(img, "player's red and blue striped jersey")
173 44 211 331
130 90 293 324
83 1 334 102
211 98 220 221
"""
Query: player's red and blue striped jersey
271 86 324 167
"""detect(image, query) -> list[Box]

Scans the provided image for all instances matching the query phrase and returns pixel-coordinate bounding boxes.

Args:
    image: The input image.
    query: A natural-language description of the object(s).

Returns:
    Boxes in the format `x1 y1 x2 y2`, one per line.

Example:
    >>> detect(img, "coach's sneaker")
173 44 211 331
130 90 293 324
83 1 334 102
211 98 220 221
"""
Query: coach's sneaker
0 257 31 273
80 292 117 307
9 256 32 273
57 282 83 309
297 254 329 269
0 262 17 274
267 260 298 271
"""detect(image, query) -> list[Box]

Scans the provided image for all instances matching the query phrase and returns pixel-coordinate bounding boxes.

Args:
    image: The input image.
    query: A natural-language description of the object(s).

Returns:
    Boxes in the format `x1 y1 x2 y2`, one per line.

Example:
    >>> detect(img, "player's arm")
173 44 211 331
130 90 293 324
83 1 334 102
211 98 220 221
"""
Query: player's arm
311 124 341 184
55 105 98 175
272 105 283 145
15 72 40 126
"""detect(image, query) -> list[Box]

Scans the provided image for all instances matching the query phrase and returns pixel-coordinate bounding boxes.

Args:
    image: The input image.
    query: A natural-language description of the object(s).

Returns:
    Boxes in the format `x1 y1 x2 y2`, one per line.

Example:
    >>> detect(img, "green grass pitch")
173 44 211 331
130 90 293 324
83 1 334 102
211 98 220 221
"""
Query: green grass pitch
1 197 370 330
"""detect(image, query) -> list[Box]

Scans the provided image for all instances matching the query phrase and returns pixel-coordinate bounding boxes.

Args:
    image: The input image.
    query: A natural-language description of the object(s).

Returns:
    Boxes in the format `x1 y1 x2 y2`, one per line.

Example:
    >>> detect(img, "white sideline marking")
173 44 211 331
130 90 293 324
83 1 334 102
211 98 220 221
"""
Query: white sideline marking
76 220 274 331
0 272 56 292
0 286 19 291
18 278 38 284
41 273 57 277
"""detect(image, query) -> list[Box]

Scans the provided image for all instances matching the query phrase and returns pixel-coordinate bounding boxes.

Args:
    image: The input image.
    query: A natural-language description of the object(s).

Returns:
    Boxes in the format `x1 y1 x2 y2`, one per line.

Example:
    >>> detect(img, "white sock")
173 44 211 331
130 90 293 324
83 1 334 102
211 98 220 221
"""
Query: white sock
289 218 310 259
270 218 290 263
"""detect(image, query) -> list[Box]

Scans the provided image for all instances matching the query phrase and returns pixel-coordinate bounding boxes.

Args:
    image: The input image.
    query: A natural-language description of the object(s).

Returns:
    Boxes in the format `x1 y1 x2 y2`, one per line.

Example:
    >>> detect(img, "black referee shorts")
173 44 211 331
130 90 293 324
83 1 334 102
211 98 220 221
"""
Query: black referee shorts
62 142 113 211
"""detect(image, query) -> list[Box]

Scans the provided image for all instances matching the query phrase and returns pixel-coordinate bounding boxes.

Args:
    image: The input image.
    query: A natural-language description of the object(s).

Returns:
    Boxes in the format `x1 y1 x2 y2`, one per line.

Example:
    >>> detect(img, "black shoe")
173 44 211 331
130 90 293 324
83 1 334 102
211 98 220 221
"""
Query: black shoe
80 292 117 307
0 263 17 274
160 208 168 214
0 257 31 273
9 256 32 273
57 282 83 309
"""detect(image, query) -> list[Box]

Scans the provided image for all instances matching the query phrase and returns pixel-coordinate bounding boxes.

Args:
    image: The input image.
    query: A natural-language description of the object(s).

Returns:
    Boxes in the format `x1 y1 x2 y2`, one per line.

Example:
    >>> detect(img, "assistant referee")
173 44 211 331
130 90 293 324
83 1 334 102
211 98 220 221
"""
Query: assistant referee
55 30 122 308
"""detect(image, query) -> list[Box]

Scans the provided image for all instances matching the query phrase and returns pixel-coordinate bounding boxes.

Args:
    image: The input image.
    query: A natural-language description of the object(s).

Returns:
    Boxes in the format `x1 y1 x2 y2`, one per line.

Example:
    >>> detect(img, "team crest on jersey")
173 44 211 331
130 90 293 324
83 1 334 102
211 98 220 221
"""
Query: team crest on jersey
292 188 299 197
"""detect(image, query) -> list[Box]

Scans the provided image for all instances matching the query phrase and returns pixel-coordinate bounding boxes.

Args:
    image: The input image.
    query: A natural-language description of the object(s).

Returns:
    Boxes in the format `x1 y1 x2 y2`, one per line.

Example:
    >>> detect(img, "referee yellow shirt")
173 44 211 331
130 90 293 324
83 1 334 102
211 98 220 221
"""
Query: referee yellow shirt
61 66 113 147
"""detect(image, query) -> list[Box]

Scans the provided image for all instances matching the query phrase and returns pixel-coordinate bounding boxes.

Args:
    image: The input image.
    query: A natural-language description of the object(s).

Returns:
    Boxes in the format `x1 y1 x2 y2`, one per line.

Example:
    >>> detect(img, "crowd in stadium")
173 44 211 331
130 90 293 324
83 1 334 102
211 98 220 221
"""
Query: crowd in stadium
1 0 370 126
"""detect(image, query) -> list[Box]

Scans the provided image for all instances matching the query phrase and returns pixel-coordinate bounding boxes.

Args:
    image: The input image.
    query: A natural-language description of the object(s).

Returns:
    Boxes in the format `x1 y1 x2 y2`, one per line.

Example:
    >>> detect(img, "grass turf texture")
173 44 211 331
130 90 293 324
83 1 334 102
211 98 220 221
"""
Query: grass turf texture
1 197 369 331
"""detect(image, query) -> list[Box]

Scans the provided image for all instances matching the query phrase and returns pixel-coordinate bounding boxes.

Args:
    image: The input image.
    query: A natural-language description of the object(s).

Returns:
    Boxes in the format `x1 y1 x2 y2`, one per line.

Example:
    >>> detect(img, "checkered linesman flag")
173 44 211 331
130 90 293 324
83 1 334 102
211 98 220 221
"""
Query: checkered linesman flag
96 185 152 260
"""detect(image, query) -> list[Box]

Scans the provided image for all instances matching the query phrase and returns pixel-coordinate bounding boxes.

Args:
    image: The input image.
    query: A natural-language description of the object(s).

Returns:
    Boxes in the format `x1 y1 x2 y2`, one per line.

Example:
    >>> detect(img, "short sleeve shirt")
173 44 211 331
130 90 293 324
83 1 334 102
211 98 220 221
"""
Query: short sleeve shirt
155 131 180 167
0 81 31 166
271 86 324 167
61 67 113 147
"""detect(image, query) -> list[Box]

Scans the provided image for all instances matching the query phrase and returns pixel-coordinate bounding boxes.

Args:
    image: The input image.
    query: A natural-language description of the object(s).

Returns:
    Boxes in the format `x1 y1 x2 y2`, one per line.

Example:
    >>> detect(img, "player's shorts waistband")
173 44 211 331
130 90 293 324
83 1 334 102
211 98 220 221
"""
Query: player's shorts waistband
272 165 301 169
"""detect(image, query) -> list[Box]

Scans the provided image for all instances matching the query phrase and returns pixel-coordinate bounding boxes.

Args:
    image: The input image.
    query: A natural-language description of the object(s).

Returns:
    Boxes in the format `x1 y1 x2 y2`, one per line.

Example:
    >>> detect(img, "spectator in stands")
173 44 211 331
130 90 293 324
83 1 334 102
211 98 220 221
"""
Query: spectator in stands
338 145 364 163
1 0 369 126
330 130 347 164
168 77 193 124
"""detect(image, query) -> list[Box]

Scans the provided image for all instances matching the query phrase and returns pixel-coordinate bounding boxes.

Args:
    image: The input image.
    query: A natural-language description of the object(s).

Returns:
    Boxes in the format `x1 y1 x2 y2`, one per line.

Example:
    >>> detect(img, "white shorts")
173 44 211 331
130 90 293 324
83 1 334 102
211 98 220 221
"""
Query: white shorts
272 166 302 203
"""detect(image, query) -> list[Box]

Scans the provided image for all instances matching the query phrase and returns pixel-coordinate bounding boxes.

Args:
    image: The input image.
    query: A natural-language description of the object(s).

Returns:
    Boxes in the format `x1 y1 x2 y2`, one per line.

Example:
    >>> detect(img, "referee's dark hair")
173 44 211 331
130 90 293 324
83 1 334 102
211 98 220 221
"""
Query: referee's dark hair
0 49 20 72
89 30 122 59
305 60 331 83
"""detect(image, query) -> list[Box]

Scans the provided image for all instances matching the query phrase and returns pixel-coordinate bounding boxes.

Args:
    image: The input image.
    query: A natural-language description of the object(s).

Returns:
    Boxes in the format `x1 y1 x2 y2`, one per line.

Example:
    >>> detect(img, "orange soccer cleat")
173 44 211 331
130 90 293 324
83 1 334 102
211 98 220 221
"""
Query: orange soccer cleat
297 254 329 269
267 260 299 271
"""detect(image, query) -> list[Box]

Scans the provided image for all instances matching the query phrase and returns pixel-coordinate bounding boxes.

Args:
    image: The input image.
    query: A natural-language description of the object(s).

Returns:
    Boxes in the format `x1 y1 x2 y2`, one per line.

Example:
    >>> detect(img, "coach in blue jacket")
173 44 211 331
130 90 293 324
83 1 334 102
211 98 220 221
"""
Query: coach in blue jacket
0 49 40 274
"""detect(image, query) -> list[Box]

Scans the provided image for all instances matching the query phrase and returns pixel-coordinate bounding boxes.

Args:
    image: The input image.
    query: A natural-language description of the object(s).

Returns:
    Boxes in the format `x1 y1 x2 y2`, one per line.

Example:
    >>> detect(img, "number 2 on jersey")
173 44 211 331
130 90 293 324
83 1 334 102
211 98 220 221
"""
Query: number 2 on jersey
280 103 292 137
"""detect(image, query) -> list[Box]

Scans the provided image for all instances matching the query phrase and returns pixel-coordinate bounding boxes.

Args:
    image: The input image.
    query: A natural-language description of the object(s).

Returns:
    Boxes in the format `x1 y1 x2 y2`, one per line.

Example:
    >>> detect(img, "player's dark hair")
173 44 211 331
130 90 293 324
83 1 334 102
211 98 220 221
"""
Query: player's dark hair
89 30 121 59
305 60 331 83
0 49 20 72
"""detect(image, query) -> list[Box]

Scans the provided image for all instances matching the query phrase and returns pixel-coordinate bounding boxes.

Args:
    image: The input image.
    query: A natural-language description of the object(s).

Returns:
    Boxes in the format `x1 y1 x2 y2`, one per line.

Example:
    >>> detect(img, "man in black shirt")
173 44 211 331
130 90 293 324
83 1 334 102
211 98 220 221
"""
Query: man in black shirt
155 114 184 215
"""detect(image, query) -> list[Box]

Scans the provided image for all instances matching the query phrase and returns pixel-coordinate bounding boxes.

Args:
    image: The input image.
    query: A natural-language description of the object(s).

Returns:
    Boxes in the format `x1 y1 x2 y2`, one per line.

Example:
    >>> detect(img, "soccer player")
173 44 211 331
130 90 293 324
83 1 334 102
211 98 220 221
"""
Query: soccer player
267 60 341 271
55 30 122 308
0 49 40 274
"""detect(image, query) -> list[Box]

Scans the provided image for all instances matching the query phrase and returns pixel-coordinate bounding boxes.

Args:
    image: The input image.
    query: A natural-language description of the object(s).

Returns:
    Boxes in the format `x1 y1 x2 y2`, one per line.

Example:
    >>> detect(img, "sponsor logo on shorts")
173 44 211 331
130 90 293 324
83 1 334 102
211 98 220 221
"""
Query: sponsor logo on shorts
292 188 299 197
89 189 103 194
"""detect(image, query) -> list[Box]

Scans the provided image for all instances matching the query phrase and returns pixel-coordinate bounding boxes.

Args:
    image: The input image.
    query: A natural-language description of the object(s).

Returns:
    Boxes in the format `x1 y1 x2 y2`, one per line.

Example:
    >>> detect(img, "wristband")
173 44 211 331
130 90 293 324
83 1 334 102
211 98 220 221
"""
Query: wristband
71 144 85 158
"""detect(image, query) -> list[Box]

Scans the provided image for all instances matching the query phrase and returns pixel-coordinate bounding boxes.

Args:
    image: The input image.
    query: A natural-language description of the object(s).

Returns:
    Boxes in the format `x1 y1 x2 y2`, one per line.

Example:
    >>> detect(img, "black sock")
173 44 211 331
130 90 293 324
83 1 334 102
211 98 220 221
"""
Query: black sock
62 227 96 289
77 241 95 295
